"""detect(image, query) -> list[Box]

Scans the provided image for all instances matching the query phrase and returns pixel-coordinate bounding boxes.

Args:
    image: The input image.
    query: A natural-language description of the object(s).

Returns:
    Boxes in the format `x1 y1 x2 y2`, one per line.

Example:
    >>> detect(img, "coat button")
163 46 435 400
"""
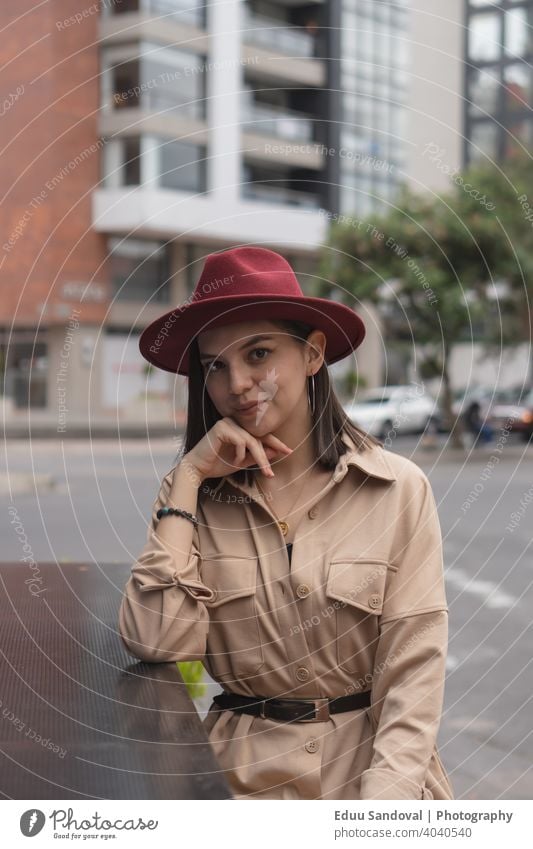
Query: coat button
368 594 381 609
307 506 318 519
305 737 319 753
296 666 310 682
296 583 310 598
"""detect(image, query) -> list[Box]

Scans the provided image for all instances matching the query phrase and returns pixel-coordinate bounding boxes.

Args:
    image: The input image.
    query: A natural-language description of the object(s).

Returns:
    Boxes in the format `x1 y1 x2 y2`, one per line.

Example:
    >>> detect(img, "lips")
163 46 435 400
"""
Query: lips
236 401 258 412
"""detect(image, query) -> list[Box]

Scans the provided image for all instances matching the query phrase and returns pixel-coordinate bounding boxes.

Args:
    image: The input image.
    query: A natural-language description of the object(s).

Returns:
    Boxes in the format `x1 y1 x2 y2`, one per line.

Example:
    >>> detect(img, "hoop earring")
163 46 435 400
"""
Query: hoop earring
307 373 316 415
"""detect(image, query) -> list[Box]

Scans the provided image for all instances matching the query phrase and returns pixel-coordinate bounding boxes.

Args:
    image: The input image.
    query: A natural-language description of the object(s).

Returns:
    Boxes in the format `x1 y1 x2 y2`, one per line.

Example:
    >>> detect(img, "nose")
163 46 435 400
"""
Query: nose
227 362 254 396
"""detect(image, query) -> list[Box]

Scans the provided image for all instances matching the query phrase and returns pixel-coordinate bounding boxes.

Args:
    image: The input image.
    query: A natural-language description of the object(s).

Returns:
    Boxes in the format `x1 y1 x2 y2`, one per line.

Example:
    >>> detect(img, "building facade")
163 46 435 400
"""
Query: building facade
338 0 410 217
464 0 533 165
1 0 413 426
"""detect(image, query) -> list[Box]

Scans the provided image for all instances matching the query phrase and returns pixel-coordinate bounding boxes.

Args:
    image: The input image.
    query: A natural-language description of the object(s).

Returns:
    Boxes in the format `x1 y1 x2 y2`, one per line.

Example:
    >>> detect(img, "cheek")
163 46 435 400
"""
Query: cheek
204 383 225 409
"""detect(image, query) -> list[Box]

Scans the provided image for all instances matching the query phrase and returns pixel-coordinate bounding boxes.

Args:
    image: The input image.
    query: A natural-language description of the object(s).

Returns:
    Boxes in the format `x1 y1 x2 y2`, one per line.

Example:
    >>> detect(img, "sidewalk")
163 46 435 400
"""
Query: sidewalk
3 412 187 439
4 413 531 454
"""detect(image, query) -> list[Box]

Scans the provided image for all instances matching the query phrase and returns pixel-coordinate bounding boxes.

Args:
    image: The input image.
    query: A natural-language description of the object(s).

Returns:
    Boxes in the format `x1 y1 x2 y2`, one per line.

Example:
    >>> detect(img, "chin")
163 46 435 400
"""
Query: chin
245 411 275 433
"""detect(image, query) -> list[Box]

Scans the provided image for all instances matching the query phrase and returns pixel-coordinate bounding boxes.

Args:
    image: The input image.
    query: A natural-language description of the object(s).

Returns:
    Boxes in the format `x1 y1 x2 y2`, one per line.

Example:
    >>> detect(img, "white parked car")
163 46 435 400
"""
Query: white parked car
343 384 440 439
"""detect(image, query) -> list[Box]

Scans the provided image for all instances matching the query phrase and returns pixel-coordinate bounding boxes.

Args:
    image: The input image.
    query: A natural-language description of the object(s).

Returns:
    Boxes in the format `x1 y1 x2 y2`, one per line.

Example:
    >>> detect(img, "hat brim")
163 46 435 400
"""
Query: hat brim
139 294 366 376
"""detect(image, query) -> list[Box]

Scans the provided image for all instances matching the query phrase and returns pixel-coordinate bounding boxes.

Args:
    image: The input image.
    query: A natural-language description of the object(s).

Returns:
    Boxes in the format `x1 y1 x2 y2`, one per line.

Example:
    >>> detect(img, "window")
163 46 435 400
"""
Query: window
112 59 141 109
505 115 533 157
468 67 501 117
241 162 321 208
503 63 533 112
2 334 48 409
110 0 205 28
109 238 171 303
469 13 502 62
108 44 206 119
102 135 206 190
469 121 500 162
505 6 533 58
143 44 207 119
112 0 139 11
159 138 206 191
123 137 141 185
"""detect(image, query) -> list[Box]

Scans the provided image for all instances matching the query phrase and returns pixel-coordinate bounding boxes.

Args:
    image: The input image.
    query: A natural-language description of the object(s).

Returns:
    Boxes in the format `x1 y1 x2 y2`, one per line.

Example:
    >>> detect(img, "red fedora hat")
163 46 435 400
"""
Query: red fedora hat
139 246 366 376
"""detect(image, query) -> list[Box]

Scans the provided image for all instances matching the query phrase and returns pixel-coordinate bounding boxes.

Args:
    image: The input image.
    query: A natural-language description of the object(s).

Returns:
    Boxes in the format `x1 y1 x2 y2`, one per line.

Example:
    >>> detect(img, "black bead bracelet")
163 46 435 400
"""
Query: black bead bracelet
156 506 198 526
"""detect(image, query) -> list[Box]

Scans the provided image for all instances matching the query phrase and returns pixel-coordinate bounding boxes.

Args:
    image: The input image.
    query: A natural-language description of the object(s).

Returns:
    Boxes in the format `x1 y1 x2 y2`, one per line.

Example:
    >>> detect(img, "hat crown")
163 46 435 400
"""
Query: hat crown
195 246 303 301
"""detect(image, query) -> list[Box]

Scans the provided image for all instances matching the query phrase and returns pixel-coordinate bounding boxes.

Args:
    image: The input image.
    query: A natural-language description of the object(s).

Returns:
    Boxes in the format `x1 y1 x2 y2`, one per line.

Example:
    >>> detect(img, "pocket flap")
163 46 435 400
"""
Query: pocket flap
326 559 388 614
200 556 258 608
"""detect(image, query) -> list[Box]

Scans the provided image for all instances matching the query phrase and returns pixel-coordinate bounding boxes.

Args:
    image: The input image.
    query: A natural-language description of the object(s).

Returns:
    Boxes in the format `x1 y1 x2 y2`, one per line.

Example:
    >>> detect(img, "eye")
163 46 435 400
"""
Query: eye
250 347 271 362
203 347 271 375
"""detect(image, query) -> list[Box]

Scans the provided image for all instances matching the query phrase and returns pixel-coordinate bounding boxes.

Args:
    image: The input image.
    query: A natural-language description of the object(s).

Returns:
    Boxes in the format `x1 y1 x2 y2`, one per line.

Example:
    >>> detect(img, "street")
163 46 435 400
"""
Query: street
3 434 532 799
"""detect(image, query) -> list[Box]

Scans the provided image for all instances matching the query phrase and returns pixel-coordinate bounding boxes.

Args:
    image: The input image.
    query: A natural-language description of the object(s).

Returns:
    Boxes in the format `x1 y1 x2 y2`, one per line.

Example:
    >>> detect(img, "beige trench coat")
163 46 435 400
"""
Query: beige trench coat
119 432 454 800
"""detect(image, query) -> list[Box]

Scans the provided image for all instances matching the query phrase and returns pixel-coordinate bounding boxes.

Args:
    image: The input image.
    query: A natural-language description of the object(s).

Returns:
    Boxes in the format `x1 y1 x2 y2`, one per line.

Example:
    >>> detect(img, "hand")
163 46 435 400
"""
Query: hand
184 417 292 482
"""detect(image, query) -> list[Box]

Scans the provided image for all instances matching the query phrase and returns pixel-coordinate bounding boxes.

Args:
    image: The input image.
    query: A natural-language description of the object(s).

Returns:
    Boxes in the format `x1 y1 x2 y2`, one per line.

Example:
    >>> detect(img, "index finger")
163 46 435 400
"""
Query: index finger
261 433 293 453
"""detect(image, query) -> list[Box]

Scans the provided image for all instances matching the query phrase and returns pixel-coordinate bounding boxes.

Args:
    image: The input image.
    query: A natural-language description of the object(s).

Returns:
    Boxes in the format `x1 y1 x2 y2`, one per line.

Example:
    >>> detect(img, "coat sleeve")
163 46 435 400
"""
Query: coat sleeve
359 469 449 800
118 468 215 663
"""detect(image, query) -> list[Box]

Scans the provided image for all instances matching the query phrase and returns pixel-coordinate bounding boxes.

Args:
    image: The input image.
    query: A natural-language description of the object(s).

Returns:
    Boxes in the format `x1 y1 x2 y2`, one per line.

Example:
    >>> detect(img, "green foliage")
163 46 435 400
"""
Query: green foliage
321 153 533 356
321 155 533 446
342 370 367 397
176 660 207 700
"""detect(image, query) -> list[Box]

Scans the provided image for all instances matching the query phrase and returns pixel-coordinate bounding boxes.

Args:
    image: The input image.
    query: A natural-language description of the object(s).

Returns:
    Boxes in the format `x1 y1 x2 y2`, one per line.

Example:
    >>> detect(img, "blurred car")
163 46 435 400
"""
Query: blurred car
488 386 533 442
450 385 533 442
343 384 440 439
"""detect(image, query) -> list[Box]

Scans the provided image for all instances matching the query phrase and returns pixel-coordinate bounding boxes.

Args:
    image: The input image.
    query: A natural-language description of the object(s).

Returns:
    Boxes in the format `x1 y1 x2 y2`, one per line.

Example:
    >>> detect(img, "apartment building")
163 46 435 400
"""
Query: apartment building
1 0 411 424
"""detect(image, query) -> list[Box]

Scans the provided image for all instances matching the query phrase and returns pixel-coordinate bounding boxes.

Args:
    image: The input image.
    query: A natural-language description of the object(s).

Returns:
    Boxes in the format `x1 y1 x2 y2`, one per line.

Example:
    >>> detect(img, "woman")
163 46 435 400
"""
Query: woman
118 246 453 801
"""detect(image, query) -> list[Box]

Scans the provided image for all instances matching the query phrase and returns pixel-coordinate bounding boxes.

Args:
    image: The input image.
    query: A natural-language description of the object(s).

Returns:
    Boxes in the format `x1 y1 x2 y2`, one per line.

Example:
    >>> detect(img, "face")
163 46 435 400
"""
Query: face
196 320 325 433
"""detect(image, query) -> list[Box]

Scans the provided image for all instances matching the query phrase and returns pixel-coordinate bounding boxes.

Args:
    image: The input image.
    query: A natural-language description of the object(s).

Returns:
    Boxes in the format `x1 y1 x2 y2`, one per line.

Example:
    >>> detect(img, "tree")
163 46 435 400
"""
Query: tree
320 156 533 449
453 153 533 351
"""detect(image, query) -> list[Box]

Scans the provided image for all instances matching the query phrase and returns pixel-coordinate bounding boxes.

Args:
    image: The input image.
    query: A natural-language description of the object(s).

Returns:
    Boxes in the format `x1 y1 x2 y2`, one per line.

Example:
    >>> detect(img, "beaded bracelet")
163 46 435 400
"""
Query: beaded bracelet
156 506 199 527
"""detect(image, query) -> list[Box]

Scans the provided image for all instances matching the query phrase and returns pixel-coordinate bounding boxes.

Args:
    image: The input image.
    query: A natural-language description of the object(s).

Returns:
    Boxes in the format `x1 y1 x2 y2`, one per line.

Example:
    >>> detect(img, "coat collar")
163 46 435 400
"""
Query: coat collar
208 430 397 499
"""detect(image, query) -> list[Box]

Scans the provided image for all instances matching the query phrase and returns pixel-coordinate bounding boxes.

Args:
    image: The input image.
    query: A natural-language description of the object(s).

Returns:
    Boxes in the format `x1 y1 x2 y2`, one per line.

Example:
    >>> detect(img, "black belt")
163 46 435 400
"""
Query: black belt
212 689 371 723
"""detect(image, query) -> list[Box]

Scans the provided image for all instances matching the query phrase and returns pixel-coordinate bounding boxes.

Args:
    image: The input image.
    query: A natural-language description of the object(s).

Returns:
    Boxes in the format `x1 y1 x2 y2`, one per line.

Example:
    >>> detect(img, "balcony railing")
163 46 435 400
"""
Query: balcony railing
242 11 316 58
145 0 205 28
144 87 205 119
242 102 314 142
242 183 321 209
108 0 204 27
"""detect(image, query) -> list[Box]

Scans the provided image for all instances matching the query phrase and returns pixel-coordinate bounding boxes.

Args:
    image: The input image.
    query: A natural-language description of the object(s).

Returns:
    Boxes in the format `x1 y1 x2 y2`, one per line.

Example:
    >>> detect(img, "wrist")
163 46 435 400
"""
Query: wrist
174 456 205 489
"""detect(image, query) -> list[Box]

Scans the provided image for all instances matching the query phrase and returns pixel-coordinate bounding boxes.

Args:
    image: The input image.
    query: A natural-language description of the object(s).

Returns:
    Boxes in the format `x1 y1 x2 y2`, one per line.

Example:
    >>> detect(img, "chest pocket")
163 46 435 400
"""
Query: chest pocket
200 556 264 682
326 559 389 674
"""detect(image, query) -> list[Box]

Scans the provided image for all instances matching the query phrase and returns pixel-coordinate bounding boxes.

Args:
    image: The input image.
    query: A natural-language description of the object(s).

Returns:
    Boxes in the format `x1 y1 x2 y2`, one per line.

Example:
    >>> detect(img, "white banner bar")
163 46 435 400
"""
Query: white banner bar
5 800 530 847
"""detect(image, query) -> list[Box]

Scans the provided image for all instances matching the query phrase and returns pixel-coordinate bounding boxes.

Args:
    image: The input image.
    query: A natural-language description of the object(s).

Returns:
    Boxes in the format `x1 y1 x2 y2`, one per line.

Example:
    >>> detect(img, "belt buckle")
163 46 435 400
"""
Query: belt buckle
259 700 267 719
300 697 330 722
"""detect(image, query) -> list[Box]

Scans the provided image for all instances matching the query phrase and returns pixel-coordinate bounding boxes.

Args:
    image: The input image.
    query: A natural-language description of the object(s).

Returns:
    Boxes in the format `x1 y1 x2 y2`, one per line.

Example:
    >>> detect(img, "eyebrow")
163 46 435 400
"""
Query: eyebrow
199 334 276 362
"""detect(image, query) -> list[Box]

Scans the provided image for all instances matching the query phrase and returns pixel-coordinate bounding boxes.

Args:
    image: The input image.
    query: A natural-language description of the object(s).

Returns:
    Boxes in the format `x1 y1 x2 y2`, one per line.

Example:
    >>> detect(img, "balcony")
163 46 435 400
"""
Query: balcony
242 11 317 58
242 183 321 208
241 102 314 142
109 0 206 29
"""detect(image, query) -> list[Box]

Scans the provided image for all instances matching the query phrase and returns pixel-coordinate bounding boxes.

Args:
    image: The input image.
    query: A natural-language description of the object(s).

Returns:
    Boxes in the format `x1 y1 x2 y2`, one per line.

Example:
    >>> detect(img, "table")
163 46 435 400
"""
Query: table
0 561 233 800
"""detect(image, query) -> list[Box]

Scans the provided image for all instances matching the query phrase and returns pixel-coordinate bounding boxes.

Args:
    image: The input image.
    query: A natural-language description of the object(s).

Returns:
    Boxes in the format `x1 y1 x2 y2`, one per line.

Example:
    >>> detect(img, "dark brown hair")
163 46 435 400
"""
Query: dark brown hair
176 318 381 495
